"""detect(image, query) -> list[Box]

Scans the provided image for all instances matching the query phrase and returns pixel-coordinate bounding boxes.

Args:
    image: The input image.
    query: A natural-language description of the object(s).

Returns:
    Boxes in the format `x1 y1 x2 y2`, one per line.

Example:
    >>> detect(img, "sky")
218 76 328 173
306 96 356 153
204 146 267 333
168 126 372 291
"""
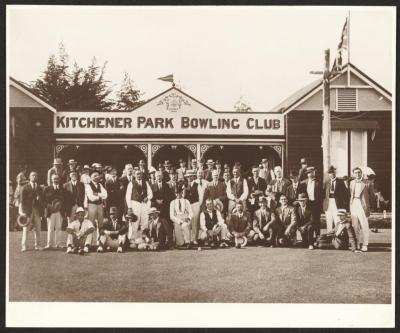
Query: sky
7 6 395 111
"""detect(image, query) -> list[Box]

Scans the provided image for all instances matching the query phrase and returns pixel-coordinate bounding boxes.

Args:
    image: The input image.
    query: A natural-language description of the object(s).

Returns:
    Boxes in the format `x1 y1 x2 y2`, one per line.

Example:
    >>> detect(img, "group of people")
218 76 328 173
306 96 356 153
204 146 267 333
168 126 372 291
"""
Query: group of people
13 156 376 254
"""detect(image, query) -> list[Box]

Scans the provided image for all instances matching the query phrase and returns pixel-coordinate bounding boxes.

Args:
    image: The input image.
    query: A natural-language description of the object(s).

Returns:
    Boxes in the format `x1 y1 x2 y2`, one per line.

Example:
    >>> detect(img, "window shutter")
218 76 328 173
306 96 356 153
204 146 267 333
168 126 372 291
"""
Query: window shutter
337 88 357 112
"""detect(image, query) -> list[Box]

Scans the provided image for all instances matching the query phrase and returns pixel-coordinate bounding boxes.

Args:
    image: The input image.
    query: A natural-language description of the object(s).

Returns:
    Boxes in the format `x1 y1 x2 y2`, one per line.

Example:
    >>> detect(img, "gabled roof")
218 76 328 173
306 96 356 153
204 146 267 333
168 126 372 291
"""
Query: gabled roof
271 63 392 114
9 76 57 113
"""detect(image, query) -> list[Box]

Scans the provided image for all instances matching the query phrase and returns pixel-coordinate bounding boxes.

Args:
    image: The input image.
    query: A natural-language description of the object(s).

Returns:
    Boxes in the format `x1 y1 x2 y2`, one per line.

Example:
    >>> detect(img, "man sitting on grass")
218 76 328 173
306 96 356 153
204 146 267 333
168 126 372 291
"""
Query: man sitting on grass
97 206 128 253
333 209 361 253
66 207 95 255
141 207 173 250
227 200 252 249
199 198 229 248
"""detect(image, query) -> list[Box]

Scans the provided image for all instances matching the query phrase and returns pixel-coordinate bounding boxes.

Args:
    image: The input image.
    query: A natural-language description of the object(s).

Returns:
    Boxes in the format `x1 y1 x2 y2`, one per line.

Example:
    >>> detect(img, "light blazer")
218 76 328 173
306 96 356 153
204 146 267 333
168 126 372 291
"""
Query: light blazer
252 208 276 234
275 205 297 228
349 179 375 217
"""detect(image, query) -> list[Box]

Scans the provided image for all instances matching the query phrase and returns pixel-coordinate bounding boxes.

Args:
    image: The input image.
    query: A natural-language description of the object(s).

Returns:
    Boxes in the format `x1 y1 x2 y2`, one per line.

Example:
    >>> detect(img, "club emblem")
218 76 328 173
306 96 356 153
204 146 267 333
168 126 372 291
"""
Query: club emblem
157 93 191 112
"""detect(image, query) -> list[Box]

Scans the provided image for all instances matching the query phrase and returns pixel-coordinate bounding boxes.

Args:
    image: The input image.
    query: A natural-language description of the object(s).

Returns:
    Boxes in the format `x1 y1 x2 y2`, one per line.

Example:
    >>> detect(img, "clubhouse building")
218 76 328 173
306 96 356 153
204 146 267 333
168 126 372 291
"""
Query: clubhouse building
9 63 392 202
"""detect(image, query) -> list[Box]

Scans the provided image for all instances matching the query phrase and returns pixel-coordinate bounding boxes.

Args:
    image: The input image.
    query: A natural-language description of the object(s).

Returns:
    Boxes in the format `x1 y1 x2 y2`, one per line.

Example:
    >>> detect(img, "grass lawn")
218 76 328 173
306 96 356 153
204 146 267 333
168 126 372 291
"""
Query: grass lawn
9 229 392 303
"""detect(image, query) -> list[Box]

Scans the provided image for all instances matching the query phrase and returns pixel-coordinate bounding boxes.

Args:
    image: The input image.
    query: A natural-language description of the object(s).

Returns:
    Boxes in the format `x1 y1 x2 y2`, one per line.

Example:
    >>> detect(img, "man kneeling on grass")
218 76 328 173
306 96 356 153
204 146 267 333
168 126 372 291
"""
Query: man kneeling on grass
199 198 229 248
66 207 95 255
227 200 252 248
251 196 277 247
141 207 173 250
97 206 128 253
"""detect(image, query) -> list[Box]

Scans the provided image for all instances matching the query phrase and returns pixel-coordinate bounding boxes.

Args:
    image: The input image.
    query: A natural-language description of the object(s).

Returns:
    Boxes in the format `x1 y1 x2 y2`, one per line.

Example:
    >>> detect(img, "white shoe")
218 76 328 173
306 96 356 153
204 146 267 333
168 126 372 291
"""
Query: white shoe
308 245 314 250
361 245 368 252
97 246 103 253
84 246 90 253
117 246 123 253
66 247 73 254
44 245 52 250
34 245 43 251
21 246 27 252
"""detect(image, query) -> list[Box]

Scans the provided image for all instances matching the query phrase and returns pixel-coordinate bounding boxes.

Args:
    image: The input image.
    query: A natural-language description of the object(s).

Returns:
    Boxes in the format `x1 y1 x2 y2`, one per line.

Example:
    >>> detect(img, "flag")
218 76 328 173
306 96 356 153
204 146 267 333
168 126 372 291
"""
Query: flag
337 18 348 51
157 74 174 83
332 50 343 72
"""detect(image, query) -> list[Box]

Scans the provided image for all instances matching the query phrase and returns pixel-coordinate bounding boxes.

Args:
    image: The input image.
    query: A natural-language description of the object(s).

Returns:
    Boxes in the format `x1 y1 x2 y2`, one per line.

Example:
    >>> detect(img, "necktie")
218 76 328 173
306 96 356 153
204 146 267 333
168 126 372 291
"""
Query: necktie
179 199 182 211
113 221 117 230
331 180 335 192
200 180 202 186
33 183 36 191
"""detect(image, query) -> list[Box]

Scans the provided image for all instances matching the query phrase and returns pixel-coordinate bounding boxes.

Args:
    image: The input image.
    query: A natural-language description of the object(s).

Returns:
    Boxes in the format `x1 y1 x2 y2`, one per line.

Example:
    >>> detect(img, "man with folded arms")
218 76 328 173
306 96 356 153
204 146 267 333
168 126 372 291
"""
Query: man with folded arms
66 207 95 255
199 198 229 248
251 196 277 247
97 206 128 253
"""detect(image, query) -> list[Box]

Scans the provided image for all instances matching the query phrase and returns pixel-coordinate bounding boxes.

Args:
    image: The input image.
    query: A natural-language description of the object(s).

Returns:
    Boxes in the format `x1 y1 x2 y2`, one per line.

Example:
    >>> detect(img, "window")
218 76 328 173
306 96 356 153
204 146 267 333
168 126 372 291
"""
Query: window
330 129 367 176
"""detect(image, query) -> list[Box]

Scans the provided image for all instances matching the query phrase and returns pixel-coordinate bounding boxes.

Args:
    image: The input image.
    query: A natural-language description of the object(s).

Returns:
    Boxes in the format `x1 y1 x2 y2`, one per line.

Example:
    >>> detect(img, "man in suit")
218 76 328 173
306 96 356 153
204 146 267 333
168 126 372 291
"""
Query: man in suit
137 160 148 181
269 165 291 203
203 159 215 182
151 171 171 220
170 187 193 248
85 171 108 246
203 170 228 215
19 171 44 252
166 169 179 195
251 196 277 247
177 159 188 183
105 168 125 219
199 198 229 248
190 159 198 174
47 158 66 186
247 165 267 218
97 207 128 253
300 166 323 236
185 170 201 244
163 160 172 181
298 157 308 182
349 167 375 252
264 185 278 212
226 200 252 248
66 159 78 181
295 193 315 250
64 170 85 223
126 169 153 230
287 172 301 205
142 207 173 250
119 163 135 214
226 167 249 215
215 161 223 181
275 194 297 247
259 158 274 184
43 174 67 249
323 165 349 232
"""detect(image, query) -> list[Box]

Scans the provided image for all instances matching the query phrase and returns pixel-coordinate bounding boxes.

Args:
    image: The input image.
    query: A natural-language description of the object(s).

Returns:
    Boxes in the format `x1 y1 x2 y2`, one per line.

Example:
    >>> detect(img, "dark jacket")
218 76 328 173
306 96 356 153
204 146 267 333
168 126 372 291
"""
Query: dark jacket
43 185 67 218
323 178 349 211
63 181 85 215
299 179 324 210
227 211 251 233
247 177 267 207
142 217 172 248
151 182 171 218
105 177 125 211
100 218 128 239
20 182 44 216
295 204 313 228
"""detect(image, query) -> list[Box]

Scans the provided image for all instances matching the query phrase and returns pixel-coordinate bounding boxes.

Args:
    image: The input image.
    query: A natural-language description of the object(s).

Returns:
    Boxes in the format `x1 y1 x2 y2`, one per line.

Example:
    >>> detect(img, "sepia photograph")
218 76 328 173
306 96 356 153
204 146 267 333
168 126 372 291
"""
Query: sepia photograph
6 4 395 328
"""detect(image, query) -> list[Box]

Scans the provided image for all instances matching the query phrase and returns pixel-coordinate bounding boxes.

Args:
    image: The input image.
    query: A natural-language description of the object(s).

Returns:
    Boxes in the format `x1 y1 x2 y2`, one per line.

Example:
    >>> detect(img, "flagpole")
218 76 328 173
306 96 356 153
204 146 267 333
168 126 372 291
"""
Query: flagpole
347 11 351 86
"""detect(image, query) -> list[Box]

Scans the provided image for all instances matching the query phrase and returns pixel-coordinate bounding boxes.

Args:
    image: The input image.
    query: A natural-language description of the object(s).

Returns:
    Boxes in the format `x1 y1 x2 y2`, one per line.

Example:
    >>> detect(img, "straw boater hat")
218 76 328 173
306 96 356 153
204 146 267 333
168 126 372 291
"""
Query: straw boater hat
206 159 215 165
92 163 102 169
83 164 90 170
68 159 77 165
53 158 63 165
148 166 156 174
337 209 347 217
306 166 315 174
184 170 195 177
300 157 308 164
75 206 85 214
125 209 138 221
148 207 160 215
261 158 268 163
235 235 247 248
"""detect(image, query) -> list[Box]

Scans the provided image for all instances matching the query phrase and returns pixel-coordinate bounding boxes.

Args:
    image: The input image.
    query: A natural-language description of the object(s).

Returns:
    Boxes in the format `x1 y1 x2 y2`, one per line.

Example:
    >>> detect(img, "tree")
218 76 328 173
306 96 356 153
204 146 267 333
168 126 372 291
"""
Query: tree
115 72 145 111
234 96 252 112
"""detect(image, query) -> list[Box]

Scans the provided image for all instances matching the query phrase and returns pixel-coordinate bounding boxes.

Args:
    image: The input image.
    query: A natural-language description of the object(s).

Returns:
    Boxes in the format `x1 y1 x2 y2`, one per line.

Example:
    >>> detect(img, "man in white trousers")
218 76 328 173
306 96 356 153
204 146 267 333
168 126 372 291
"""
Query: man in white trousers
85 171 108 246
349 167 375 252
66 207 95 255
170 187 193 248
323 166 349 232
226 167 249 215
126 170 153 230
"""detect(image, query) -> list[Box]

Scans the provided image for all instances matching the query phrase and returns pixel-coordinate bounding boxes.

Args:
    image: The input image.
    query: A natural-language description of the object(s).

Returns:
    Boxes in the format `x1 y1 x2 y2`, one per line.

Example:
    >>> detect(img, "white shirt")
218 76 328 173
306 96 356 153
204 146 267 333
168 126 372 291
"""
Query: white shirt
169 198 193 224
67 219 94 235
199 209 224 231
330 178 336 193
226 177 249 201
292 182 299 191
84 182 108 208
194 179 208 203
307 179 315 201
80 173 91 184
354 180 363 198
125 180 153 208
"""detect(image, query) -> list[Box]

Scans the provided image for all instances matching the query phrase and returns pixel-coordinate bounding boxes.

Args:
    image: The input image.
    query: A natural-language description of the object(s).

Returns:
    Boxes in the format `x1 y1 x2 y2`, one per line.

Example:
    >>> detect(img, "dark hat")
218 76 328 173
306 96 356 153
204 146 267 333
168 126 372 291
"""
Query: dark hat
109 206 118 215
125 209 138 221
265 185 274 196
259 196 268 204
178 159 185 164
139 160 146 165
297 193 308 201
306 166 315 174
328 165 337 174
169 167 177 174
300 157 308 164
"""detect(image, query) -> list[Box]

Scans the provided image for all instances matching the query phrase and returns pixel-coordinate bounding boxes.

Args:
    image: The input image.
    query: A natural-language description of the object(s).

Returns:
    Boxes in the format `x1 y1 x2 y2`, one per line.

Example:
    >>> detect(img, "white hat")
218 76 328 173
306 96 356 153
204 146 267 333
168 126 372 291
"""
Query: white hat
75 207 85 214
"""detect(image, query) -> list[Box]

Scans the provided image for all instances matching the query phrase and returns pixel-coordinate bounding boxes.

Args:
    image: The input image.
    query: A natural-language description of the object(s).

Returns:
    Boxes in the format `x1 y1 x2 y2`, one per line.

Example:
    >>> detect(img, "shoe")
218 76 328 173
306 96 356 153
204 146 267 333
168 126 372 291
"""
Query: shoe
308 245 314 250
78 248 84 255
219 241 228 248
44 245 52 250
106 246 111 251
97 246 104 253
34 245 43 251
210 242 216 248
193 241 198 245
270 244 275 248
117 246 123 253
21 246 27 252
353 249 362 253
187 243 193 249
235 243 241 249
66 247 73 254
361 245 368 252
84 245 90 253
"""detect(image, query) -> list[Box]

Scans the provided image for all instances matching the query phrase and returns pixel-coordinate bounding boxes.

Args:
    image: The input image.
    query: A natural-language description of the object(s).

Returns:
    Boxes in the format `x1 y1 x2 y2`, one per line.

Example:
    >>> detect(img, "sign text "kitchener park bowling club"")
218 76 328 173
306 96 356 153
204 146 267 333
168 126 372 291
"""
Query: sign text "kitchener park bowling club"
54 114 285 136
